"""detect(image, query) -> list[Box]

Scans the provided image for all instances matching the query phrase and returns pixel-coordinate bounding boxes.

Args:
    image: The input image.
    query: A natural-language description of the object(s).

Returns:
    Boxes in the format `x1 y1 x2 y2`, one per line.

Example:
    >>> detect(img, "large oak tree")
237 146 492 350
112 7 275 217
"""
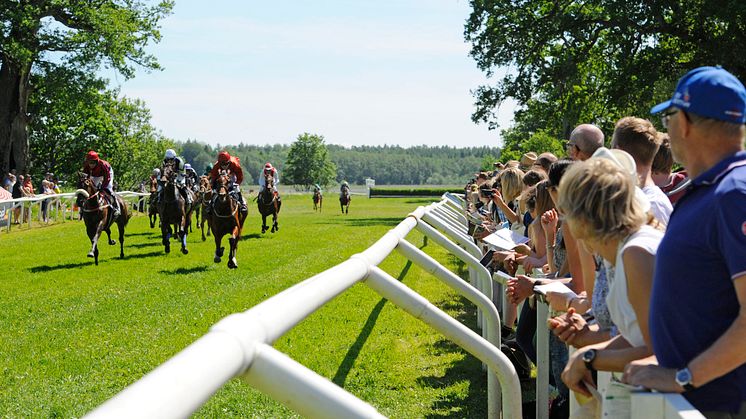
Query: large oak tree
0 0 173 174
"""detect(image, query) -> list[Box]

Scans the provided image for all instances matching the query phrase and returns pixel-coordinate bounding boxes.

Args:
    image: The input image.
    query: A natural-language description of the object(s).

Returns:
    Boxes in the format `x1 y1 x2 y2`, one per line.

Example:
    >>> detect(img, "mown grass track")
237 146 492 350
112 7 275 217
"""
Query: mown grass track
0 195 487 418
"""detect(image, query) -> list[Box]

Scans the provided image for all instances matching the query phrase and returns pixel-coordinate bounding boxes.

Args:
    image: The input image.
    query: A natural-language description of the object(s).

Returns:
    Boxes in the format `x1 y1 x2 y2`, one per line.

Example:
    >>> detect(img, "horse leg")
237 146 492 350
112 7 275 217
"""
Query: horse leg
271 213 278 233
261 214 268 233
227 233 238 269
118 221 125 259
180 218 189 255
106 227 116 245
213 231 223 263
162 223 171 253
88 219 106 259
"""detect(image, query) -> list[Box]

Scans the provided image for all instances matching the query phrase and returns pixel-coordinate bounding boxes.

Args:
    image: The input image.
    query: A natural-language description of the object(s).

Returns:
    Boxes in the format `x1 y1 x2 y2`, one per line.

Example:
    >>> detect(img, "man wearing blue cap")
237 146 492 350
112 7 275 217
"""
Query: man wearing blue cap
624 66 746 417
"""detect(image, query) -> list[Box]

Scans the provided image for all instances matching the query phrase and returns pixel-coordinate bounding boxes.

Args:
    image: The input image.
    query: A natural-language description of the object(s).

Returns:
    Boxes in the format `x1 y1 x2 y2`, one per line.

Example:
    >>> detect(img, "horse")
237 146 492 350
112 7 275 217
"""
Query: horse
339 187 351 214
148 176 158 228
75 175 130 265
157 164 194 254
257 172 281 233
187 176 201 233
209 171 247 269
199 175 213 241
313 189 323 212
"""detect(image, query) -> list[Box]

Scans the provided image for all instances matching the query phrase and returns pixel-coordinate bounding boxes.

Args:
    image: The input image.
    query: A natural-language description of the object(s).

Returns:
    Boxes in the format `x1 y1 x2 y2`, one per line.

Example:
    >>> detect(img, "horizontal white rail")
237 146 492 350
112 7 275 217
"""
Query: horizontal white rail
631 392 705 418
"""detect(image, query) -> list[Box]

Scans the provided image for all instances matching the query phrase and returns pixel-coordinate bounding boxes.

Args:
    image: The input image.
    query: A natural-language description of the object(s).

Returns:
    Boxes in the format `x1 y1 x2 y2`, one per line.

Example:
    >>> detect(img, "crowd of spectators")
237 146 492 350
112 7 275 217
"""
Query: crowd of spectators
464 66 746 419
2 170 60 224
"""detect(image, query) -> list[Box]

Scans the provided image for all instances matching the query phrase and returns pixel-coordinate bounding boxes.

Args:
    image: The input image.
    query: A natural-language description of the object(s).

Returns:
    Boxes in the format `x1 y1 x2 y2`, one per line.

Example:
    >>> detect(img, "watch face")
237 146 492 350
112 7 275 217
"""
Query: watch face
582 349 595 363
676 368 692 385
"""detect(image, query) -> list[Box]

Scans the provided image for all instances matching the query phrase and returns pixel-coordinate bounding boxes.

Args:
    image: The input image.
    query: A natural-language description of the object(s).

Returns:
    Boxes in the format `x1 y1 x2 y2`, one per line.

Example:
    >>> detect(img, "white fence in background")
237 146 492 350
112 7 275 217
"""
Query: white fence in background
0 191 149 232
86 196 521 419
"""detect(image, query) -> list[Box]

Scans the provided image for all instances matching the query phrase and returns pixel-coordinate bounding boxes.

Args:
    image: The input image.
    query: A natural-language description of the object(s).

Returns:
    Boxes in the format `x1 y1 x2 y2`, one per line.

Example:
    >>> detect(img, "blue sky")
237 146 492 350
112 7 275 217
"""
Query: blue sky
109 0 516 148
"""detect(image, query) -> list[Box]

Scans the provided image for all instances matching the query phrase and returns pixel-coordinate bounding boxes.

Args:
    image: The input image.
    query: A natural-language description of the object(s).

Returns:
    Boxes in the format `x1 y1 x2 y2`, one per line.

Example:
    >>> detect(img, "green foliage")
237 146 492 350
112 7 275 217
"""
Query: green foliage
1 196 487 417
284 133 337 189
465 0 746 139
28 65 174 190
498 128 566 163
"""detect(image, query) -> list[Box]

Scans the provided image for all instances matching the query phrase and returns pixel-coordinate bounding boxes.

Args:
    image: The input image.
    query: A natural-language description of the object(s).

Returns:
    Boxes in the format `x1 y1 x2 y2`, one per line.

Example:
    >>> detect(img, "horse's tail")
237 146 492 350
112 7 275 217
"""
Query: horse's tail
75 189 90 199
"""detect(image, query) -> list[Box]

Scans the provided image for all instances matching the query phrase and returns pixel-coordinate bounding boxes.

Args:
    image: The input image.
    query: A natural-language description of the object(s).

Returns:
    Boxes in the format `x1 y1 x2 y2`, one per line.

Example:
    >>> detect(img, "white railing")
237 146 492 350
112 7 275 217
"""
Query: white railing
87 199 522 419
0 191 149 231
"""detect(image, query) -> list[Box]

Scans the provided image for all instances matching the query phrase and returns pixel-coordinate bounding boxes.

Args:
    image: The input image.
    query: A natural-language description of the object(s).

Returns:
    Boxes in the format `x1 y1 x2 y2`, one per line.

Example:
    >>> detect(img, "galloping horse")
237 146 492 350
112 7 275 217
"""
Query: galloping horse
313 189 323 212
209 171 247 268
76 175 130 265
157 164 194 254
339 186 351 214
148 176 158 228
187 176 201 233
257 172 281 233
199 175 213 241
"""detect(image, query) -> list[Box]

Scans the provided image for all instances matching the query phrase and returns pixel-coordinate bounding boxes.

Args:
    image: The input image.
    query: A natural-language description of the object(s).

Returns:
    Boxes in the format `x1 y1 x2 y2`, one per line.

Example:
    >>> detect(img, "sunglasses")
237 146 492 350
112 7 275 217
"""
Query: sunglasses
661 108 690 129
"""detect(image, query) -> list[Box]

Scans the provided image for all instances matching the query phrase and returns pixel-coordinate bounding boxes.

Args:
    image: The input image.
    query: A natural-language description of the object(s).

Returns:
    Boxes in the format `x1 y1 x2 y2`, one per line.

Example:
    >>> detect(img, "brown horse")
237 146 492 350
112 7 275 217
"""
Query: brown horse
148 176 158 228
258 172 281 233
209 172 247 269
339 186 351 214
157 164 194 254
199 175 213 241
313 189 322 212
76 175 130 265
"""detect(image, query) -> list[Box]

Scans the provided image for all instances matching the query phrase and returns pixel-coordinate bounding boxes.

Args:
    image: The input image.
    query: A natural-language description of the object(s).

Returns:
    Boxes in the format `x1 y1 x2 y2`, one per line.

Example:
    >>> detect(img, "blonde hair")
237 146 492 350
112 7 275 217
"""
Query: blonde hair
499 167 525 202
557 158 646 243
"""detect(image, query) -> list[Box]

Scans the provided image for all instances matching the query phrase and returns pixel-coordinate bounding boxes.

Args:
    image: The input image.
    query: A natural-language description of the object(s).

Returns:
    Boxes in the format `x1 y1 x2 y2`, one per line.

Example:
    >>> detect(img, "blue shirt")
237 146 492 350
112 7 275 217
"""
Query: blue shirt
650 151 746 413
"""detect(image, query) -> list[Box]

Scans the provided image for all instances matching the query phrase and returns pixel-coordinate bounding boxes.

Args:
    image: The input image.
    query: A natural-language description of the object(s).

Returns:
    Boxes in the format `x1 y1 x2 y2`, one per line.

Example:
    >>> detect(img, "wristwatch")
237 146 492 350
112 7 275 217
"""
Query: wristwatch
582 349 597 372
675 367 696 392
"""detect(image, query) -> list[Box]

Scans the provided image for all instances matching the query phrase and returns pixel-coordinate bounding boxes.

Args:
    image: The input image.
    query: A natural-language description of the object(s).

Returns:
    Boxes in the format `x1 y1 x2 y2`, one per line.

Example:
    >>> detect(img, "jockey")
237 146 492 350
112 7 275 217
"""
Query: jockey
183 163 199 192
258 162 280 195
159 148 192 206
340 180 350 193
149 168 160 194
313 183 322 193
82 150 120 216
209 151 246 213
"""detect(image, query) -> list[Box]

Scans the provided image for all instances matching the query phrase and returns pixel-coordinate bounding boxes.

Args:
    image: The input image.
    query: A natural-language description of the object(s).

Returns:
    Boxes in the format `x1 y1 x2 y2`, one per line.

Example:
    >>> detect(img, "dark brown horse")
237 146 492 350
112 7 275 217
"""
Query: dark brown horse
157 164 194 254
148 176 158 228
76 175 130 265
313 189 322 212
199 175 213 241
209 172 247 269
258 172 281 233
339 186 351 214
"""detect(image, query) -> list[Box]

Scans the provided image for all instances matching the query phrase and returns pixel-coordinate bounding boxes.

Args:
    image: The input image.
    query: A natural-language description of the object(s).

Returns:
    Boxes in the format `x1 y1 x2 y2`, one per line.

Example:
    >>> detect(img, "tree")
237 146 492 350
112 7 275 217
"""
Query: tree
465 0 746 139
0 0 173 174
284 133 337 189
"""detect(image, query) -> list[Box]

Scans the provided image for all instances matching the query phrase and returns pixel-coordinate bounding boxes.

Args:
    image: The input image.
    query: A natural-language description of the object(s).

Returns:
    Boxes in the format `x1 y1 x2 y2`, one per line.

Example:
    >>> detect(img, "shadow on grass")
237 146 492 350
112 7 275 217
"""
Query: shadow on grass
159 266 210 275
241 233 262 240
29 261 91 273
125 231 160 237
416 295 488 418
121 250 164 260
127 241 160 249
332 260 412 387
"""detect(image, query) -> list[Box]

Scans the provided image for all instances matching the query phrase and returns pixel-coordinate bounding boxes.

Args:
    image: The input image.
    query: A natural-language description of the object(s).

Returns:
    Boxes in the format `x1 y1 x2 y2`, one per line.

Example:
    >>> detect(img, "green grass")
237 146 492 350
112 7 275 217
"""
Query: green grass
0 195 488 418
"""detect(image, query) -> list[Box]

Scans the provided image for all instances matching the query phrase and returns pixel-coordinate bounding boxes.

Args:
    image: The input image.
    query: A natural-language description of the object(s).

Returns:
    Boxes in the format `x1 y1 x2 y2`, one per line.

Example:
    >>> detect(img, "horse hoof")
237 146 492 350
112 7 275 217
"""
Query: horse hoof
165 246 170 254
109 240 116 245
214 256 221 263
87 252 94 258
181 248 189 255
228 259 237 269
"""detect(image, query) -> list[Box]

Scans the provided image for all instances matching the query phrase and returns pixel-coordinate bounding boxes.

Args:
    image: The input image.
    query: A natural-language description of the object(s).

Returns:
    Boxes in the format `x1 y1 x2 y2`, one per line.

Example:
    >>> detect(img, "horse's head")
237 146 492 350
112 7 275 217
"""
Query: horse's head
264 172 274 189
199 175 210 192
215 170 231 197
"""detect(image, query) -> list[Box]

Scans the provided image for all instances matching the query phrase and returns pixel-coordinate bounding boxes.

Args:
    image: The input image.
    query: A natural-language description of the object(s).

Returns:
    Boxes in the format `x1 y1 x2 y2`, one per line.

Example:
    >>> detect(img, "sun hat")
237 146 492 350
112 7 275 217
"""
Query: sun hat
520 152 538 168
651 66 746 123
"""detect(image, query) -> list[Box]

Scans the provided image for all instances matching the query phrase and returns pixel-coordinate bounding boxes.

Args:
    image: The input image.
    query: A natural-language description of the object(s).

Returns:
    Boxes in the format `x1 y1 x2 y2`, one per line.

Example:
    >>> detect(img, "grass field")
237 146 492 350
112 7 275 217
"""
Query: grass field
0 194 488 418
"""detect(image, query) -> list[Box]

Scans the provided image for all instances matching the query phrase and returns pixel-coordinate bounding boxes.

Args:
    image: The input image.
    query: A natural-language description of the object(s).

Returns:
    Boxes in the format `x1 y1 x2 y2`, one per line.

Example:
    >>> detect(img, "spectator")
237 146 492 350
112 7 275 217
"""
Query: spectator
11 174 23 223
21 175 34 223
651 134 688 204
40 172 55 223
625 66 746 417
611 116 673 225
555 157 662 399
520 152 538 171
533 152 558 173
567 124 604 160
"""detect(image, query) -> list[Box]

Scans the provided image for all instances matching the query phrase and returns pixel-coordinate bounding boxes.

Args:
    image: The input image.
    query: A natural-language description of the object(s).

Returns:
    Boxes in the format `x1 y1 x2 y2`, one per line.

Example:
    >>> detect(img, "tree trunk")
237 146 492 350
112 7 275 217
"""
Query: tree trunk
0 57 31 175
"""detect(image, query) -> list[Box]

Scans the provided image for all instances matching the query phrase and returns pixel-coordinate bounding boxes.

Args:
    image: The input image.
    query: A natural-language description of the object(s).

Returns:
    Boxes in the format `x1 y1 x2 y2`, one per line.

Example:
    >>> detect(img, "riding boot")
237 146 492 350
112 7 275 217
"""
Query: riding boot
238 193 247 215
111 195 121 217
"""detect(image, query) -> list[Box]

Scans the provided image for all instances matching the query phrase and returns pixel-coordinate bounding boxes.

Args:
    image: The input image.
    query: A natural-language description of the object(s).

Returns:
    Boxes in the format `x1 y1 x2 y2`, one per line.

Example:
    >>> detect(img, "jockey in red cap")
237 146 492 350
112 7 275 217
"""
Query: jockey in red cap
82 150 120 216
258 162 279 195
209 151 246 214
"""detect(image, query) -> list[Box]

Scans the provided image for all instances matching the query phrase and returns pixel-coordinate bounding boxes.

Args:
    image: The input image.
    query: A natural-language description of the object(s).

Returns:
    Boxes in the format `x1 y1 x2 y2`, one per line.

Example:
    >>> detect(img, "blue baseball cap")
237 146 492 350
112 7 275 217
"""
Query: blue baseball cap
651 66 746 124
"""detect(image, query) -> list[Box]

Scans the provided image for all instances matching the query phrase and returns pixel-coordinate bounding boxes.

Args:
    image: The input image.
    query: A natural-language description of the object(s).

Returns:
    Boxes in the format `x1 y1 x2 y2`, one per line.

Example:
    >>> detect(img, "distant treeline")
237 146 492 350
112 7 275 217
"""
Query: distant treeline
179 140 500 186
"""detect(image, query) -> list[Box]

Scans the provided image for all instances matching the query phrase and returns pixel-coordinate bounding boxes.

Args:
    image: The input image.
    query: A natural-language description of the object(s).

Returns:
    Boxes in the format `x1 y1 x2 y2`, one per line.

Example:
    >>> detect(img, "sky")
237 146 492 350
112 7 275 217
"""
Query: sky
108 0 516 148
